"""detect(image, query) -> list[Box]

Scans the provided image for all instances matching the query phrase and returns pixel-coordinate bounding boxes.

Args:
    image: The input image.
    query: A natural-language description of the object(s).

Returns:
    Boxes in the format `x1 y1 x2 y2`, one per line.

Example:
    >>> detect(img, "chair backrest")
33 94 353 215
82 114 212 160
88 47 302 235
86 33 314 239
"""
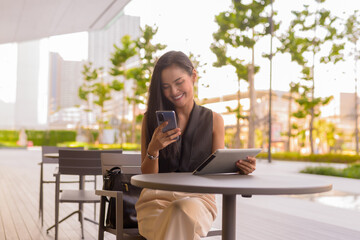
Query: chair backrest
100 153 142 176
41 146 84 164
58 149 123 176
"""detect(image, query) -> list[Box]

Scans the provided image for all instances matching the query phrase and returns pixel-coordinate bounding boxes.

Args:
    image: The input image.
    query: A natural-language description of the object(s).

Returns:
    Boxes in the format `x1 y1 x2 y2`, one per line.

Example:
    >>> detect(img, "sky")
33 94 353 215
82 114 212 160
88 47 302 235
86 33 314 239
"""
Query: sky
122 0 360 117
1 0 360 117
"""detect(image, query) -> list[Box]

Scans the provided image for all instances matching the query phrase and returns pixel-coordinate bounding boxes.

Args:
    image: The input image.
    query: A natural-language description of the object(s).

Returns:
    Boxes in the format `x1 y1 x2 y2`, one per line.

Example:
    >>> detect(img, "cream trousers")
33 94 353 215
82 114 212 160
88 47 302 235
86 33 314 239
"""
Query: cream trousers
135 188 217 240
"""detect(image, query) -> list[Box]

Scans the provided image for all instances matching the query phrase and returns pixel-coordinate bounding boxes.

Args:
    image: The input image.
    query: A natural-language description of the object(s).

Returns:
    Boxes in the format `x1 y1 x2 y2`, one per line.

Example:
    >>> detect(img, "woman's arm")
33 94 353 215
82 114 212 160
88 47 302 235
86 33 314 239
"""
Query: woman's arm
141 117 159 174
140 115 181 174
212 111 256 175
212 112 225 152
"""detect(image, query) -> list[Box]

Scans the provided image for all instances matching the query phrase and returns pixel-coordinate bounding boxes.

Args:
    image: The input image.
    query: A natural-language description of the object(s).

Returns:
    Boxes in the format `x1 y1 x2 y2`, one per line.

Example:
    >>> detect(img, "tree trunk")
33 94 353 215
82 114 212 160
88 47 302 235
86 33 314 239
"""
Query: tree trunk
248 33 256 149
287 93 292 152
248 63 256 148
309 110 314 154
99 109 104 144
86 98 94 143
355 78 359 154
310 67 315 154
235 80 241 148
354 51 359 155
121 74 127 145
131 100 136 143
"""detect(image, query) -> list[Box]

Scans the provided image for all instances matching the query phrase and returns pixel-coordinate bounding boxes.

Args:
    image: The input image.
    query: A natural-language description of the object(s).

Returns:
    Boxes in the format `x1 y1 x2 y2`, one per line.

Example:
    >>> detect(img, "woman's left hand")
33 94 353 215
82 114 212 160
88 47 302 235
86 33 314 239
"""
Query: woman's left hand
236 156 256 175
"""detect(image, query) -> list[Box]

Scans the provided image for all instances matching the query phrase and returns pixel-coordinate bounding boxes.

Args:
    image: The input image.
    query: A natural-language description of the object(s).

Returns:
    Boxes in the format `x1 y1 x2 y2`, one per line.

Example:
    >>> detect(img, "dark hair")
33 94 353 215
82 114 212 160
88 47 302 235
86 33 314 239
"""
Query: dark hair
145 51 194 158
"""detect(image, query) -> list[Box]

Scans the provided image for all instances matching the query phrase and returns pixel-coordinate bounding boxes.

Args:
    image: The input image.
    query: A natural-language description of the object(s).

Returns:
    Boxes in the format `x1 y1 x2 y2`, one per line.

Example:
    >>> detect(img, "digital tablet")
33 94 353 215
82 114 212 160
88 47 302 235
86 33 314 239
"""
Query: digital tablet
192 148 262 175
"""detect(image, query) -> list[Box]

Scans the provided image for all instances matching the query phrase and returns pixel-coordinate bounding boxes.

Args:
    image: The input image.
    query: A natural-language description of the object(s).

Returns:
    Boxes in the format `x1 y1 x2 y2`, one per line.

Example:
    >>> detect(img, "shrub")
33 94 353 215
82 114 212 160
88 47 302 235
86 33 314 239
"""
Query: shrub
25 130 76 146
258 152 360 164
300 164 360 179
0 130 19 142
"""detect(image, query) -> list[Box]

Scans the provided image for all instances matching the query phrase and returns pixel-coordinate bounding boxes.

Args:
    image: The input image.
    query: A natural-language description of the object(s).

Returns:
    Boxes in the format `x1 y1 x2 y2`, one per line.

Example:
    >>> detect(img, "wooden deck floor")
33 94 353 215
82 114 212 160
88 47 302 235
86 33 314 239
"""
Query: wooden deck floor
0 149 114 240
1 149 360 240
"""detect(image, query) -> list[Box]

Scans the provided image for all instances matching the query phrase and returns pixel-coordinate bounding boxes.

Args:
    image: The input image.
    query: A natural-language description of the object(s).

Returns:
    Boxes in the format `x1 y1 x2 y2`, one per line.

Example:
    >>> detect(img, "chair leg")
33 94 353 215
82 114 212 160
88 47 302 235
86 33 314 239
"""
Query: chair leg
80 207 84 239
78 175 84 222
98 196 106 240
115 192 124 240
39 162 44 226
94 175 97 220
54 174 60 240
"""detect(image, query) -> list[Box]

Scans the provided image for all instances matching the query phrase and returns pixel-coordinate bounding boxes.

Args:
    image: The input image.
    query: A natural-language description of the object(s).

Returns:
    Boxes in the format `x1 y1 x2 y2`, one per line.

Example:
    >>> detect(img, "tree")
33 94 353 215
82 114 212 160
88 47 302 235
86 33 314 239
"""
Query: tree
79 63 123 143
286 82 300 152
211 0 277 148
343 11 360 154
109 35 137 144
188 52 208 103
279 0 344 154
313 119 340 153
126 25 166 143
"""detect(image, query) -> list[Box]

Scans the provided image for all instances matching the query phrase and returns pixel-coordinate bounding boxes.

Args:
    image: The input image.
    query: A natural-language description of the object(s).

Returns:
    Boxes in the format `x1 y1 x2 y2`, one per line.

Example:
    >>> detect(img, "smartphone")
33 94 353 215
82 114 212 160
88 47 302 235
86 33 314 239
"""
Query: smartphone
156 110 179 140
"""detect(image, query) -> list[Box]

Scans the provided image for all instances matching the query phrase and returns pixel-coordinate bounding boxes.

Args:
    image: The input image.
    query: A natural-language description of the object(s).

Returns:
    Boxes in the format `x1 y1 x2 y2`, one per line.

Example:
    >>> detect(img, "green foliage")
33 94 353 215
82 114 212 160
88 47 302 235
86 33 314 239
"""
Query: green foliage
313 119 342 150
109 35 137 78
300 166 343 177
211 0 278 80
24 130 76 146
126 25 166 105
0 130 19 142
344 11 360 47
226 105 247 121
258 152 359 164
300 164 360 179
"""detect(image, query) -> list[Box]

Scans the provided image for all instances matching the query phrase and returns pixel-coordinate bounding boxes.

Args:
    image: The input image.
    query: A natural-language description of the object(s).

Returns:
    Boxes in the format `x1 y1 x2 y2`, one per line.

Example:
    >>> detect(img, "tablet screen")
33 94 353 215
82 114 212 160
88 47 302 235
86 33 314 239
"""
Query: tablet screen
193 148 262 175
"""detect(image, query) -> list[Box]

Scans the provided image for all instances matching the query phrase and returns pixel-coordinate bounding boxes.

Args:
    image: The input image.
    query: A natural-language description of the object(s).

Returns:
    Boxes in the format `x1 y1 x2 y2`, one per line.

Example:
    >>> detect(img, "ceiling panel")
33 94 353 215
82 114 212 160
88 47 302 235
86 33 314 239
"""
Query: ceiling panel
0 0 130 44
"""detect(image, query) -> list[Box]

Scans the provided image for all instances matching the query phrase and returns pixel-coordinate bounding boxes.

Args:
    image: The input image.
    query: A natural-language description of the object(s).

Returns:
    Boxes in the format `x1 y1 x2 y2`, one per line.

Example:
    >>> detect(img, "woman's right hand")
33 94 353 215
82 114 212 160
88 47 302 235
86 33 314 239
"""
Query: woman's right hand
147 121 181 156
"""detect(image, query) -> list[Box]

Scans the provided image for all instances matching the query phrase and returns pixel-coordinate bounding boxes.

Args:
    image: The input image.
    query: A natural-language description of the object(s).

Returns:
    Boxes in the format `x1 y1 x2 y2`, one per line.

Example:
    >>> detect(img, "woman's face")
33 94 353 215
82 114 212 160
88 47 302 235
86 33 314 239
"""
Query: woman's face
161 64 196 108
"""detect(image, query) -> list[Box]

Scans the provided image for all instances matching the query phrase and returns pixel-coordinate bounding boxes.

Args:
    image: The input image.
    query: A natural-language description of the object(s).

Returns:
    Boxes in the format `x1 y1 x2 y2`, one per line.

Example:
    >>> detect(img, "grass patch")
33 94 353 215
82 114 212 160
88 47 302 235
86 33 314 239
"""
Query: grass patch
300 164 360 179
257 152 360 164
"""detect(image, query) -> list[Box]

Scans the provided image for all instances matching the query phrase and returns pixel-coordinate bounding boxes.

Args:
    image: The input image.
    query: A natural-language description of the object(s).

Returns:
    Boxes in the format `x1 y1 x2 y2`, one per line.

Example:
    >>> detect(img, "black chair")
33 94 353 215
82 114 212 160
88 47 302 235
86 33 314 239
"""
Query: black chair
46 149 122 240
39 146 84 226
97 152 144 240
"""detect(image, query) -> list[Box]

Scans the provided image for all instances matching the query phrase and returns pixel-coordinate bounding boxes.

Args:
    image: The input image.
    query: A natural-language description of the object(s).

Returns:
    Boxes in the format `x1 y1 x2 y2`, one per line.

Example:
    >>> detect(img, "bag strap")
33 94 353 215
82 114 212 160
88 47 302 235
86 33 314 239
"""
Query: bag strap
108 166 121 173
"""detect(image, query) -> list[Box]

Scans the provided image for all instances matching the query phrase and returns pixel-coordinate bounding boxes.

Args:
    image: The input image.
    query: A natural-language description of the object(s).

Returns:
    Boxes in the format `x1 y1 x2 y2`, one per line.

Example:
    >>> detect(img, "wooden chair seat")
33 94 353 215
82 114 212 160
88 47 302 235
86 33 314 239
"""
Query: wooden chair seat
60 190 100 203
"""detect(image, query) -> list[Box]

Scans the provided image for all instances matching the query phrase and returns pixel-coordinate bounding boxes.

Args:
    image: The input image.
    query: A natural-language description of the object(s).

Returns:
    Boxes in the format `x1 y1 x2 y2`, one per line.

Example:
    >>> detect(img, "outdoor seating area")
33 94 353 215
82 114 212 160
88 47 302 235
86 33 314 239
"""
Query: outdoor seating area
1 148 360 240
3 0 360 239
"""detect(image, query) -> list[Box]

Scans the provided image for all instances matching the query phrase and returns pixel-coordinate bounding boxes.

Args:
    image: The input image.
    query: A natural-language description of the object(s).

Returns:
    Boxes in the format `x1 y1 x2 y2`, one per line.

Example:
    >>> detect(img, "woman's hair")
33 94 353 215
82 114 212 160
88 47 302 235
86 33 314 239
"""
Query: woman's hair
145 51 194 158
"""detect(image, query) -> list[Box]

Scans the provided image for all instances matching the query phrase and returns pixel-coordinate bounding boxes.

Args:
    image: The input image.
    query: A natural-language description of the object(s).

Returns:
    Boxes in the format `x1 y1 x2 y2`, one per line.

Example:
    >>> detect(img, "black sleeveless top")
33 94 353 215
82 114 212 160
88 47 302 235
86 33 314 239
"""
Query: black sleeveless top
159 103 213 173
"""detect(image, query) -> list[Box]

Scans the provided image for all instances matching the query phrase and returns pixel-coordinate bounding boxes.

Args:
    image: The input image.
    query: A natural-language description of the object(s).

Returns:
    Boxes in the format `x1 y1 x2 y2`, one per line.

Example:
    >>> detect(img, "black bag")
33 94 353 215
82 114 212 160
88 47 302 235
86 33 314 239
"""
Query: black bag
103 167 142 229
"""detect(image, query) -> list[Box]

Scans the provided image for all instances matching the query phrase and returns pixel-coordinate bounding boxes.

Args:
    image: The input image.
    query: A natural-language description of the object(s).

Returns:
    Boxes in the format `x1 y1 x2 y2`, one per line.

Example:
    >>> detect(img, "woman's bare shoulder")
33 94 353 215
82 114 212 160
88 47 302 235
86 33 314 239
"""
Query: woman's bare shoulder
212 111 224 128
213 112 223 123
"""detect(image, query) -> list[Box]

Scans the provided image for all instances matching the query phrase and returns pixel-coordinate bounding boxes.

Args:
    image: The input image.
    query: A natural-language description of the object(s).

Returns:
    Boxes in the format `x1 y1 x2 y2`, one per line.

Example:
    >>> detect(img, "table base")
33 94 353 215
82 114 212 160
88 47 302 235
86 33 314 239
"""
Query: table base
222 194 236 240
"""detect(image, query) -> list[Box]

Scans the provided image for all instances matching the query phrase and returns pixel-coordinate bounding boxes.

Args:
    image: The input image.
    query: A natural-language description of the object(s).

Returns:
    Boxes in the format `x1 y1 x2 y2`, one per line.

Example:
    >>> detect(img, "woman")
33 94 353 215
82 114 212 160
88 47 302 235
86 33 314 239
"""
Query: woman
135 51 256 240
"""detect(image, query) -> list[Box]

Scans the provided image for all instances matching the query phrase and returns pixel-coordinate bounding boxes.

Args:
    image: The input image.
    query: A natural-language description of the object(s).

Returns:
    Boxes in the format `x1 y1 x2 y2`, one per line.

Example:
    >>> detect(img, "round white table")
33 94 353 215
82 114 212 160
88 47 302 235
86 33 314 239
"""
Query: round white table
131 172 332 240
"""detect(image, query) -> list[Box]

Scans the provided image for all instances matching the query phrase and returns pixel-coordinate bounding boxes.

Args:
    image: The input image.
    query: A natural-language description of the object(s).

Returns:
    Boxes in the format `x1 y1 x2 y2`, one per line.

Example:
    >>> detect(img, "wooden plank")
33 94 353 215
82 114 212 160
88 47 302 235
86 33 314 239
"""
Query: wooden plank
3 166 46 240
0 206 5 240
0 174 20 240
